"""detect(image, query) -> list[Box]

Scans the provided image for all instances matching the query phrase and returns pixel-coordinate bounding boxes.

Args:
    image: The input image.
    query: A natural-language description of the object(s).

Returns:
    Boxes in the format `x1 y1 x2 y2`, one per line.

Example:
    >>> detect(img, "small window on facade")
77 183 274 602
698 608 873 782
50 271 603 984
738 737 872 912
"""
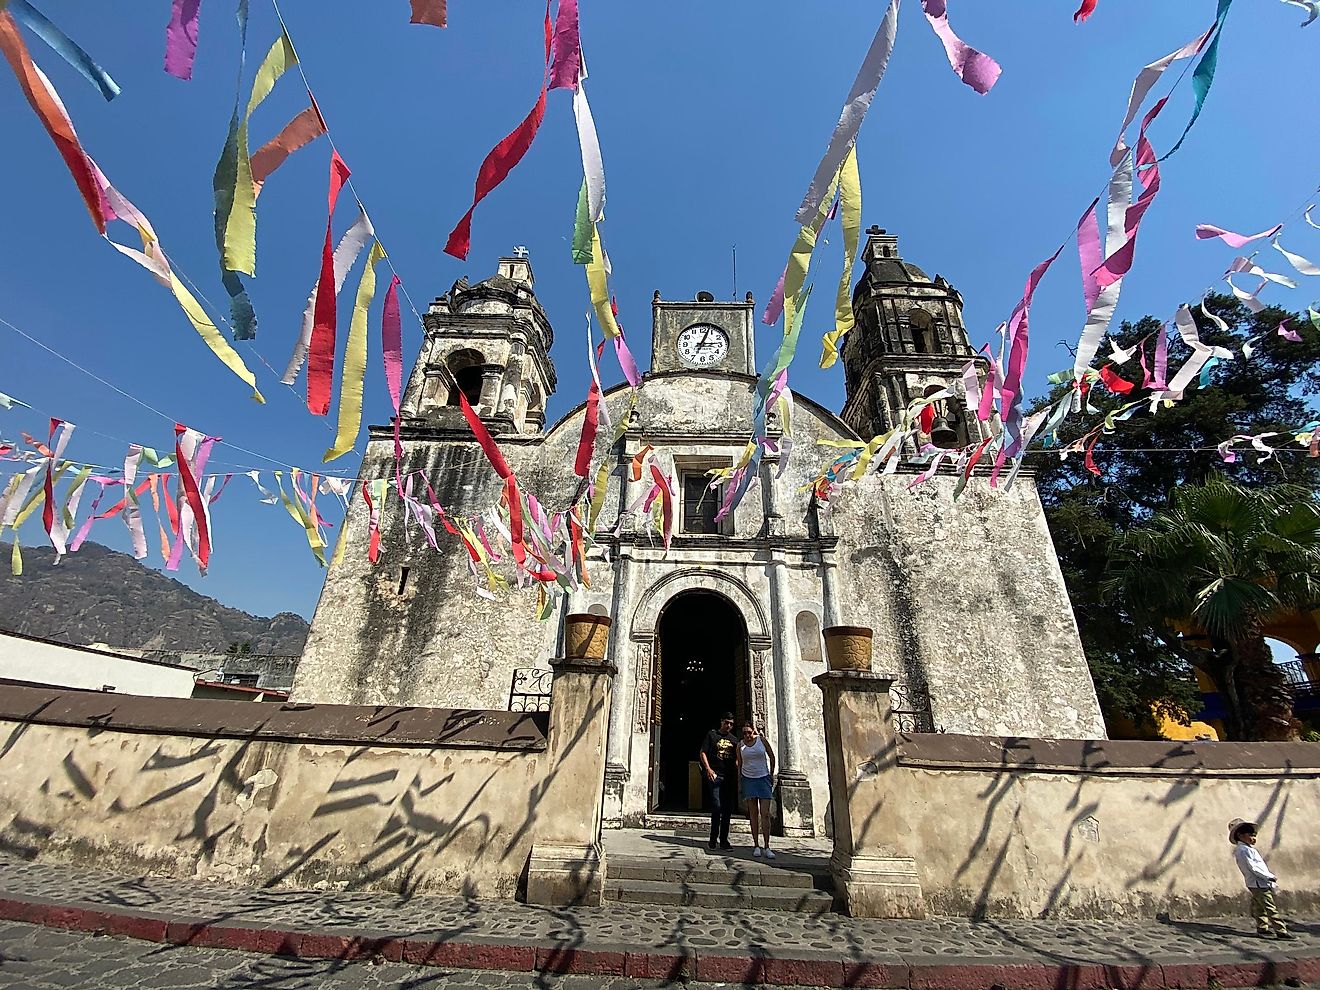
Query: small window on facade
398 566 410 596
681 473 721 535
224 673 260 688
796 611 823 664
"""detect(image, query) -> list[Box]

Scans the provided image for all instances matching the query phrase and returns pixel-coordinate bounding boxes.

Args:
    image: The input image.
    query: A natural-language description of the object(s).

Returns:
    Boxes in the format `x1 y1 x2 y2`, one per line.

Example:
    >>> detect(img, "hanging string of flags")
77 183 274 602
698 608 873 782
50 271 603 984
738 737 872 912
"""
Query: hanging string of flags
1 0 1315 616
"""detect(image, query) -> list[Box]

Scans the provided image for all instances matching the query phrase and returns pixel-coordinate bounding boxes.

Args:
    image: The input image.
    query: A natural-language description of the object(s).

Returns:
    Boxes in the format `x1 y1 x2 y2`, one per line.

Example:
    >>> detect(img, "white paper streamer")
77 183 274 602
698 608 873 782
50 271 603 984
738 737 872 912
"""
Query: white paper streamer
281 208 375 384
1110 24 1215 167
1273 238 1320 277
573 57 605 225
1073 154 1133 379
795 0 899 223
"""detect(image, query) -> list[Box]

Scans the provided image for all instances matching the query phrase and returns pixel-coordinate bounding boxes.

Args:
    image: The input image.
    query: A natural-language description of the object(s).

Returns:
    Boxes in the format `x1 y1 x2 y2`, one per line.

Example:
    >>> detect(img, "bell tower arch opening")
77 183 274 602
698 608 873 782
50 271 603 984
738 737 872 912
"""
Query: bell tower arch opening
650 590 750 813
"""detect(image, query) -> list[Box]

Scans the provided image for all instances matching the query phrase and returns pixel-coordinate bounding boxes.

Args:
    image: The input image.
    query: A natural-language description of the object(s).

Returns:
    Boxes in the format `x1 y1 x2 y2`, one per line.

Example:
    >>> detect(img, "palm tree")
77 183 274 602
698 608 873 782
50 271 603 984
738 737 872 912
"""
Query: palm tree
1105 477 1320 741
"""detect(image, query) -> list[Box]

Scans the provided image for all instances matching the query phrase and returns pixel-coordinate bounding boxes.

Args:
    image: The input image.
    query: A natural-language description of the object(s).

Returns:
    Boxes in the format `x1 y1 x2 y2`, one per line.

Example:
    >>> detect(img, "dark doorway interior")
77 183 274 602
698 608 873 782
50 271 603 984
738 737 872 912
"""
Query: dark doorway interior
651 591 750 812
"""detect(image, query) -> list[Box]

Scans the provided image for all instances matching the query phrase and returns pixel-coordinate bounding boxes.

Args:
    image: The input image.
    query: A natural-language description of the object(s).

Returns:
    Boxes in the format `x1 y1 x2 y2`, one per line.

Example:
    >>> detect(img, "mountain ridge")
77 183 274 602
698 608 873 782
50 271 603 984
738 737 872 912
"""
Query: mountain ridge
0 540 308 655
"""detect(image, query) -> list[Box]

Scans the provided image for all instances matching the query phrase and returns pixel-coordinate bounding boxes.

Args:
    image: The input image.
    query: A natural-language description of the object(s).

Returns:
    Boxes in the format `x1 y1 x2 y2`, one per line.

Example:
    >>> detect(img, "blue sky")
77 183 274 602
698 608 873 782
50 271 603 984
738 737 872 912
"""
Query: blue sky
1 1 1317 623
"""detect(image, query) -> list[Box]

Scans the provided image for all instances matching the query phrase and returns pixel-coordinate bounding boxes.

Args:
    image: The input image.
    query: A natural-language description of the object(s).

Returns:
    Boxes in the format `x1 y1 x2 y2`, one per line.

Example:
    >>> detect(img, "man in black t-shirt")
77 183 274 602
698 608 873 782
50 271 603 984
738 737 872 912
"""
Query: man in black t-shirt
698 712 737 850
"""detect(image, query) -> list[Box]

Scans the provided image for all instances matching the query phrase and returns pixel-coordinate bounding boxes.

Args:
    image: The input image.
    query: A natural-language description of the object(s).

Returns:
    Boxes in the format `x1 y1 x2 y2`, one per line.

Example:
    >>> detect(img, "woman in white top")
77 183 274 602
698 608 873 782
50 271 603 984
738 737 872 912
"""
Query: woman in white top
736 721 777 858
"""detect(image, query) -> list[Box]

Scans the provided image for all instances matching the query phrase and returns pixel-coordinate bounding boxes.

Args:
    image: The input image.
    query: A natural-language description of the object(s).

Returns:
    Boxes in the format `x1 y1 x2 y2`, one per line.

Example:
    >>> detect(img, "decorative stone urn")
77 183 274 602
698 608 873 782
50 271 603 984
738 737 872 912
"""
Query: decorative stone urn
823 625 873 672
564 614 612 660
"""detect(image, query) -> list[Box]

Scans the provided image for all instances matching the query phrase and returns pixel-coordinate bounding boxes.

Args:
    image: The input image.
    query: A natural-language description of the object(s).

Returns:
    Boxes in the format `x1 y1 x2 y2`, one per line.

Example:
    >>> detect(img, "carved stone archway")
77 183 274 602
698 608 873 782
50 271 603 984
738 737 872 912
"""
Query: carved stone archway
628 569 772 748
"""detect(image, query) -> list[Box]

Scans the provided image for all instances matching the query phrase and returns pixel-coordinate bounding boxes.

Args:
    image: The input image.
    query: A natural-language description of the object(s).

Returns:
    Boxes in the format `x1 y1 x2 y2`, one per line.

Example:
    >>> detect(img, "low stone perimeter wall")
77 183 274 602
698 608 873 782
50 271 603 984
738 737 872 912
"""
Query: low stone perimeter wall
0 685 549 899
818 670 1320 920
897 733 1320 918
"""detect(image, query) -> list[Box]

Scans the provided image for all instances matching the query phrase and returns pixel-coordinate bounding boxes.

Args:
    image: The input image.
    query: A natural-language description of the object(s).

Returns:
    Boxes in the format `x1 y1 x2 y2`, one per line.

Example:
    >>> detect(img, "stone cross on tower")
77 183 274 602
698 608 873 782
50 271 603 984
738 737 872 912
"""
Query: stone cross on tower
512 245 529 258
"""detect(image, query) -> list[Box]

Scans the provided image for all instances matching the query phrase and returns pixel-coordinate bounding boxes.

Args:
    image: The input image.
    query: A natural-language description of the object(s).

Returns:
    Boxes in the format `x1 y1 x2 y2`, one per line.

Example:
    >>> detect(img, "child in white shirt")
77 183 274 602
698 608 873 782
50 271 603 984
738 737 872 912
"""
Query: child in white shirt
1229 818 1294 939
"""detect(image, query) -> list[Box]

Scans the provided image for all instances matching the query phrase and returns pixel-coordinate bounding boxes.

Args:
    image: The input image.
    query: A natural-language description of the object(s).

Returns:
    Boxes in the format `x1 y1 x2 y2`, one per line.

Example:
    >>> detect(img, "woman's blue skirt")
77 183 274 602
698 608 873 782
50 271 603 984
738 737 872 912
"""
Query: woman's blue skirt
741 774 773 800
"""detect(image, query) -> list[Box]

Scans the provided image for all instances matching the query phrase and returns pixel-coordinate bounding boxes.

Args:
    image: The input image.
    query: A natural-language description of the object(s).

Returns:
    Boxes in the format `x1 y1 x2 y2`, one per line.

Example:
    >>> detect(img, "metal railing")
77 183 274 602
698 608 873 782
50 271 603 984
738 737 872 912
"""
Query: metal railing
509 667 553 712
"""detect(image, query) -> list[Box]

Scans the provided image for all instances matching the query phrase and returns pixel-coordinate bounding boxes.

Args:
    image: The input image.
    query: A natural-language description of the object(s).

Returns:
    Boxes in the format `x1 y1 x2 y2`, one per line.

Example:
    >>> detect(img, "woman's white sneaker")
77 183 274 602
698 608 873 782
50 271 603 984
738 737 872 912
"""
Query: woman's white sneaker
764 848 776 859
753 846 762 857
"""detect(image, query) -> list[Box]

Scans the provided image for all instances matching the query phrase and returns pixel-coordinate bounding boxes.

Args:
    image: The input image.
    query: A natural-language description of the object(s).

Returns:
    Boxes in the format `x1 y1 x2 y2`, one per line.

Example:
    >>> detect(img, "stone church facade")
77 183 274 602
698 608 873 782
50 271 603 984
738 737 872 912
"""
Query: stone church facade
293 227 1105 836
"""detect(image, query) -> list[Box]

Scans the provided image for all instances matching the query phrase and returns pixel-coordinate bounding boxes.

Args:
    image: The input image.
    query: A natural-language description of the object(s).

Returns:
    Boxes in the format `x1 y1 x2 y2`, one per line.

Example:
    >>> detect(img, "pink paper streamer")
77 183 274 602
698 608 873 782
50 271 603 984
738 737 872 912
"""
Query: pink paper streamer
919 0 1001 95
164 0 203 81
1077 198 1103 314
1110 24 1214 167
1152 322 1168 389
1000 244 1066 452
381 275 403 463
1279 319 1303 343
1093 97 1168 290
1195 223 1284 248
548 0 580 91
762 266 788 326
614 334 641 387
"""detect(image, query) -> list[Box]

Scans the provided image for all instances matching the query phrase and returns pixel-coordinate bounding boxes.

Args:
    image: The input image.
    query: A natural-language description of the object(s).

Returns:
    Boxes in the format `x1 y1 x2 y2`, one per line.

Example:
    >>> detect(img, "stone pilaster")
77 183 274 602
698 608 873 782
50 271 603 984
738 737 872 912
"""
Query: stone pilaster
813 670 926 918
525 656 616 906
767 546 813 837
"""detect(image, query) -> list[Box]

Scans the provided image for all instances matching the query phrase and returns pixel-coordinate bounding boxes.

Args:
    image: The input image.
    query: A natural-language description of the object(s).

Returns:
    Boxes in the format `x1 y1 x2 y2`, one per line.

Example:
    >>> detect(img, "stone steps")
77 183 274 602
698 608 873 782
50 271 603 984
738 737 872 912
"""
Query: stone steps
605 854 836 914
603 877 836 914
643 812 754 834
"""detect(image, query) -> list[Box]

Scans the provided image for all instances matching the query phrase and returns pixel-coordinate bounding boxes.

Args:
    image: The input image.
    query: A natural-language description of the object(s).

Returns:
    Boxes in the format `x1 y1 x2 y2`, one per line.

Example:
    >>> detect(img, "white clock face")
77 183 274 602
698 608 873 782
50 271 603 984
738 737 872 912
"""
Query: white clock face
676 324 730 368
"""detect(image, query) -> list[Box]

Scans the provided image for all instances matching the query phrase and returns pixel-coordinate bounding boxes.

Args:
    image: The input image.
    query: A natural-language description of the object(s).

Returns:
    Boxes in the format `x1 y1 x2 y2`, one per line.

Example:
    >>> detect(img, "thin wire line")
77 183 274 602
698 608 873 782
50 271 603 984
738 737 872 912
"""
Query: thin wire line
268 0 462 399
0 313 348 477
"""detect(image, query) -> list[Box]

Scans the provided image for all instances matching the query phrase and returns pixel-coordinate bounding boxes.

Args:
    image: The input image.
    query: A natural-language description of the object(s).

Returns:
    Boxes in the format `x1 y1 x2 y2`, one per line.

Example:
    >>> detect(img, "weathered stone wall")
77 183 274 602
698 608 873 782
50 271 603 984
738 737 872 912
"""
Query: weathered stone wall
891 734 1320 918
0 686 548 899
298 369 1104 834
831 473 1105 739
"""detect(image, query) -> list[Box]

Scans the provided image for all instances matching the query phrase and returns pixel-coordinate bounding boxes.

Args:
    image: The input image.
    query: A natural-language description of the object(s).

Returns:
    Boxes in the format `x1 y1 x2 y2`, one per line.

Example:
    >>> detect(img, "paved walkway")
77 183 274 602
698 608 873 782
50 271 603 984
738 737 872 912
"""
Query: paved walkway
0 920 755 990
1 852 1318 988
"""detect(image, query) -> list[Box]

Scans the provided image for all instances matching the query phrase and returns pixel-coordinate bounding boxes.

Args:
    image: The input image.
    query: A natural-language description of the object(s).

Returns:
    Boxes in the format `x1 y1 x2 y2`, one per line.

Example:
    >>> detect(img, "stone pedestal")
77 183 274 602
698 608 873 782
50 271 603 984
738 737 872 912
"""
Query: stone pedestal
525 657 616 906
775 770 815 838
813 669 927 918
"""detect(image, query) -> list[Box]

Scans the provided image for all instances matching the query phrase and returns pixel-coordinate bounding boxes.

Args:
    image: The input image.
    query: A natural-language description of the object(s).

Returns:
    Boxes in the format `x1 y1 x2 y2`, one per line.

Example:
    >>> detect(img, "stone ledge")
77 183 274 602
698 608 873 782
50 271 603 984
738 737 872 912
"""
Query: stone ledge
2 890 1317 988
0 683 549 751
898 732 1320 776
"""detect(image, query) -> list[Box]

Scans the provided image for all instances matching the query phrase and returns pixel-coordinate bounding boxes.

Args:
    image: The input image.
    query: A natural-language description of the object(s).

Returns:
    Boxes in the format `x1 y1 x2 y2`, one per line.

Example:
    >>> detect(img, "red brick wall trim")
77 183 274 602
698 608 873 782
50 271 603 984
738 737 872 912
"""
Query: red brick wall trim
0 683 548 751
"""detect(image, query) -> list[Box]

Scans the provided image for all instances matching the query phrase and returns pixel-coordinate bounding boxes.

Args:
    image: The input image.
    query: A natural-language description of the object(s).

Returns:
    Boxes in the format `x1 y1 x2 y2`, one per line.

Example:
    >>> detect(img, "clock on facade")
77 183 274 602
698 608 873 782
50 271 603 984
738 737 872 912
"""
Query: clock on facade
676 323 730 368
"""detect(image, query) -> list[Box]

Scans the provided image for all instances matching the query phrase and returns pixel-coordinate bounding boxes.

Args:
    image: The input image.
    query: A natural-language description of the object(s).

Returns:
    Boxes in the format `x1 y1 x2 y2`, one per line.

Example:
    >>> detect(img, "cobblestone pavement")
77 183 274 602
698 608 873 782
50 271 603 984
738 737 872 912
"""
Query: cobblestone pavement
1 853 1315 968
0 920 771 990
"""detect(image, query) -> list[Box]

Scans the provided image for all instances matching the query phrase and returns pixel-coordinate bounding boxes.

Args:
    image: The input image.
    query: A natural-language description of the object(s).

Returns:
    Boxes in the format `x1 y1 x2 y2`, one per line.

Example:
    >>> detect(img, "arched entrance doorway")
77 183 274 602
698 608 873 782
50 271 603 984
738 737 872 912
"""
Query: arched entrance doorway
650 591 750 812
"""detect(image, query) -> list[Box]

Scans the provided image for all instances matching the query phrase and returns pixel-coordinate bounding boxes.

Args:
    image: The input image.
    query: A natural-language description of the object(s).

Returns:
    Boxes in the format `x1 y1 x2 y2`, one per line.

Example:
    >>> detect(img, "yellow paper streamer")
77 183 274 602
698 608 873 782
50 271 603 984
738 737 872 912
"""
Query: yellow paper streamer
275 470 326 566
324 240 387 462
781 169 843 336
7 462 71 575
586 224 620 339
168 269 265 402
223 32 297 276
820 146 862 368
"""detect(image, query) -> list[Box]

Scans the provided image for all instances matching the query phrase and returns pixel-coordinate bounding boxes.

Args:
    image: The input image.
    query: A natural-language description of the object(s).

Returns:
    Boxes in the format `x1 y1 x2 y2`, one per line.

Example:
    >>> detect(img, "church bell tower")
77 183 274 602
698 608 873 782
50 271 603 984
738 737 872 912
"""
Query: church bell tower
840 227 988 450
399 248 557 436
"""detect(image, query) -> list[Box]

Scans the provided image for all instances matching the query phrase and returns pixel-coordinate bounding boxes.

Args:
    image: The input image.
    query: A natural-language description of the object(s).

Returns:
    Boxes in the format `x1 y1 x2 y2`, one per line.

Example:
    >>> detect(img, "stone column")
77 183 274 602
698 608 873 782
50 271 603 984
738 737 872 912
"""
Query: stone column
820 549 842 629
477 364 503 415
525 655 616 906
603 547 638 824
813 668 926 918
761 450 813 836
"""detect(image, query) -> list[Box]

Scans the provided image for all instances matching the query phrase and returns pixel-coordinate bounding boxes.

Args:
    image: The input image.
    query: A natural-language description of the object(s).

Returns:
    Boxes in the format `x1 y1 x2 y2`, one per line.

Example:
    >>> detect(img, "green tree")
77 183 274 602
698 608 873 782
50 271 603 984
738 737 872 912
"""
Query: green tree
1105 477 1320 741
1032 294 1320 734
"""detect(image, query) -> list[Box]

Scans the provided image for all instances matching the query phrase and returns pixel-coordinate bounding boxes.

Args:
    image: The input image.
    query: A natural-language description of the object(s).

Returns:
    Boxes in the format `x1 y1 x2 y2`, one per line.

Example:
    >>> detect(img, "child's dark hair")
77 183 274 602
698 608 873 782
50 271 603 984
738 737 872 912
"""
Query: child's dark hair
1233 823 1257 841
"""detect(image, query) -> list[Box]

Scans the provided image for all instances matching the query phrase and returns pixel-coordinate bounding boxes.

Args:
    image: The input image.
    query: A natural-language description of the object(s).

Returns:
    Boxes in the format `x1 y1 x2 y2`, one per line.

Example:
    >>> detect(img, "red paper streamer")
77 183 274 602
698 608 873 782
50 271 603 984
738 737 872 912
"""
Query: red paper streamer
573 381 600 477
919 405 936 436
361 481 381 564
410 0 447 28
1098 365 1135 395
0 13 107 233
1084 435 1103 477
173 424 211 570
1073 0 1098 22
457 390 512 480
443 0 552 260
40 419 60 544
307 151 352 416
